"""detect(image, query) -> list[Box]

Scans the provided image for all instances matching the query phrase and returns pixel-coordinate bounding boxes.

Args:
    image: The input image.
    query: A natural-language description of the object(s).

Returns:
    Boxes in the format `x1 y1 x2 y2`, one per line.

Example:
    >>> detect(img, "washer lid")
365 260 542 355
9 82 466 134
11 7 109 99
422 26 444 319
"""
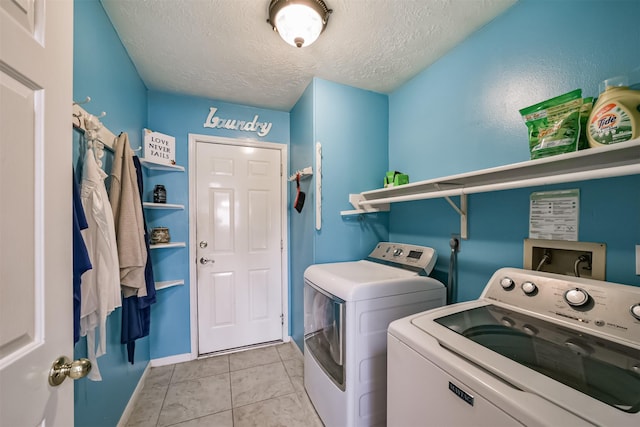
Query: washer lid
406 300 640 420
304 260 445 301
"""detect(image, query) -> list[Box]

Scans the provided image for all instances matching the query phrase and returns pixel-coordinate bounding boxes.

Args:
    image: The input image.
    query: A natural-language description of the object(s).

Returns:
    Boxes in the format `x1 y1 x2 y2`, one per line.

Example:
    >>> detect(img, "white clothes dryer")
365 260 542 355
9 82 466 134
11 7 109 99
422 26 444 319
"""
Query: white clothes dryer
303 242 446 427
388 268 640 427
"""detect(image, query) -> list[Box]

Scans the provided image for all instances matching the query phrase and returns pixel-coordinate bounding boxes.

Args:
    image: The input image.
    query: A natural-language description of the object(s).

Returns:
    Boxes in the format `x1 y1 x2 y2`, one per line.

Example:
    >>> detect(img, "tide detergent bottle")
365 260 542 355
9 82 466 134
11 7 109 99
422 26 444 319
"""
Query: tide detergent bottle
588 76 640 147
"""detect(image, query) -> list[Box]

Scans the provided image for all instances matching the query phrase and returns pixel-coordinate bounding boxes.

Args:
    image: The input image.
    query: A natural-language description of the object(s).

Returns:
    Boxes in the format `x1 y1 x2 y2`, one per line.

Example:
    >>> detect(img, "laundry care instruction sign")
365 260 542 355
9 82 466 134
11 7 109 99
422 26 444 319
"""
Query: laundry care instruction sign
529 189 579 241
143 129 175 166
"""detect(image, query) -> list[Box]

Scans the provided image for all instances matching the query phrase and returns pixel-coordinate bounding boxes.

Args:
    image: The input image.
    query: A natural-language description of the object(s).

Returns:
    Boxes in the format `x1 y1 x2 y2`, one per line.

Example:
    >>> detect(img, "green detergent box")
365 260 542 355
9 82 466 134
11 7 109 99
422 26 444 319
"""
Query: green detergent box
384 171 409 188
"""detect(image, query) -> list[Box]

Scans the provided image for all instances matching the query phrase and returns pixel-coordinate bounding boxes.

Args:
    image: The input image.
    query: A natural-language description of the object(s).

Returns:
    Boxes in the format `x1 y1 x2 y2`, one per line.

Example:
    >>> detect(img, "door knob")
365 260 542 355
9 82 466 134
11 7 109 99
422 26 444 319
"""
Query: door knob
200 257 214 265
48 356 91 386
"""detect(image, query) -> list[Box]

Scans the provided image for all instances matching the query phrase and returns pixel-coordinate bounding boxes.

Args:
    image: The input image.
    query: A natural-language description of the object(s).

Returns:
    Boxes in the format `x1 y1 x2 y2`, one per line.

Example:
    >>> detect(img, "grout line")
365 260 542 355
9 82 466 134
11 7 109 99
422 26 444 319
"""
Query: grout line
154 372 173 427
230 390 298 411
227 359 235 414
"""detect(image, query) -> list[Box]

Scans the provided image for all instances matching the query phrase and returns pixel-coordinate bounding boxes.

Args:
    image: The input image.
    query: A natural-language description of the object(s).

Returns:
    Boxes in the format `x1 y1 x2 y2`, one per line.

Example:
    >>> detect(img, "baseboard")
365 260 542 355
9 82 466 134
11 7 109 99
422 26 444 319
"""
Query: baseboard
289 336 303 356
116 363 151 427
150 352 193 367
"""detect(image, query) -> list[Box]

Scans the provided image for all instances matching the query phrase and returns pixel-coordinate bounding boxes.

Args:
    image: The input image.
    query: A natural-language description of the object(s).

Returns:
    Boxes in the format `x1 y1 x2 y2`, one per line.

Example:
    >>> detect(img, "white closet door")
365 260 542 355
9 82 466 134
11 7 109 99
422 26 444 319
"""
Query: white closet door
0 1 74 426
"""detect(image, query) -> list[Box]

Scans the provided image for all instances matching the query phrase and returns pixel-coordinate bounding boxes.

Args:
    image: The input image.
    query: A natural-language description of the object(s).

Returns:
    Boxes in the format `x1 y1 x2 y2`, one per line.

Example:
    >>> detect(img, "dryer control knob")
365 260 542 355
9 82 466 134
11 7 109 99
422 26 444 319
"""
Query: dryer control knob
564 288 590 307
521 281 537 295
630 304 640 320
500 277 515 290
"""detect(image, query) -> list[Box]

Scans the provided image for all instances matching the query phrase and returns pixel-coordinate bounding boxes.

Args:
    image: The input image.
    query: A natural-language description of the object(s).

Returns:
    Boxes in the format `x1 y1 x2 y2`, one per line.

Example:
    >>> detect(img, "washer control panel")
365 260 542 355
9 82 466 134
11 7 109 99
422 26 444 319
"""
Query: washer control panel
368 242 437 275
482 268 640 344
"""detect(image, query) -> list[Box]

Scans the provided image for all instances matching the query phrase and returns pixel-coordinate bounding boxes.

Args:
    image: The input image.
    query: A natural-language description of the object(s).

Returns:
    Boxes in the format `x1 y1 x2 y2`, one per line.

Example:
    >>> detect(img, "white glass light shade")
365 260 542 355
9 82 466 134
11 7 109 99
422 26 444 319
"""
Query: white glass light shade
274 4 324 48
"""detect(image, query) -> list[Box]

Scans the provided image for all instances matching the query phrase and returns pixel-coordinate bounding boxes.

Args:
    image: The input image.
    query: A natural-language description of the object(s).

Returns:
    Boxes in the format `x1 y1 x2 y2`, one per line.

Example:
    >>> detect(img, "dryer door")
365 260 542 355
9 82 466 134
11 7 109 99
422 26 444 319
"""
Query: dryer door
304 279 346 390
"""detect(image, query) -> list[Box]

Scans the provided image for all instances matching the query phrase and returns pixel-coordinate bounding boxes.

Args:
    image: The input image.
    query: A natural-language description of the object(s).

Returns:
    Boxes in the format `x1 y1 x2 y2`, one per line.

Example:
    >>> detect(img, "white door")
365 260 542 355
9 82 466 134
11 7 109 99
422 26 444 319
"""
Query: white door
0 1 75 426
196 142 284 354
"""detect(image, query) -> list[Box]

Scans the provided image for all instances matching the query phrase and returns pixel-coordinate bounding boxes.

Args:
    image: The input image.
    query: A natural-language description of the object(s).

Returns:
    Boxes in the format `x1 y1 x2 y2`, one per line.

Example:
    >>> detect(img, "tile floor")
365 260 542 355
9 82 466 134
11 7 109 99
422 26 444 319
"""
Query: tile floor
125 342 323 427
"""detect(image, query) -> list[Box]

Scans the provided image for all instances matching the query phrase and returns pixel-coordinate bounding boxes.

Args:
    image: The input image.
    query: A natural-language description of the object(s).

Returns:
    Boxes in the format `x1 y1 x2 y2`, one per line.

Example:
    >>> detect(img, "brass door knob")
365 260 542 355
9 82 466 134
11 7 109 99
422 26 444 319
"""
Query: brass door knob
48 356 91 386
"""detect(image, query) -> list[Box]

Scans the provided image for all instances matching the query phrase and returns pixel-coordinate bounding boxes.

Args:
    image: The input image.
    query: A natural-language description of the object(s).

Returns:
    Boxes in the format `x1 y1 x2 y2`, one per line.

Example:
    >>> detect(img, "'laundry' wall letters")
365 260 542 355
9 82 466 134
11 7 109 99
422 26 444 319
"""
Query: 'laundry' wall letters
203 107 273 137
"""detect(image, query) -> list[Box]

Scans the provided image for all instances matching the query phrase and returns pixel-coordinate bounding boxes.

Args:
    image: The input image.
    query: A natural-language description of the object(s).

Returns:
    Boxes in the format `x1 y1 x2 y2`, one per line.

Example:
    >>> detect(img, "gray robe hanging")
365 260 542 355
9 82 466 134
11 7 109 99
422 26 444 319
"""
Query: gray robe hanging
110 132 147 298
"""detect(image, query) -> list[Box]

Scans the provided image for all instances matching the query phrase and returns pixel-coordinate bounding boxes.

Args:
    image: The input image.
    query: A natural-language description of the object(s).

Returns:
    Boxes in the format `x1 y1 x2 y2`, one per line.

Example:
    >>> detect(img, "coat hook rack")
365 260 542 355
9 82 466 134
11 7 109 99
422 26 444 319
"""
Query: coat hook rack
72 101 117 152
288 166 313 182
73 96 91 106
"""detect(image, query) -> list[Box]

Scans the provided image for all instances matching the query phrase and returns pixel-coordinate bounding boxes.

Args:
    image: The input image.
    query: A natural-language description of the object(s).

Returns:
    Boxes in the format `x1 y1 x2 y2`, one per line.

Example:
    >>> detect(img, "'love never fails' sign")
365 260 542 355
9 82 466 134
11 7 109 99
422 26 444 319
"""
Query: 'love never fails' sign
143 129 176 166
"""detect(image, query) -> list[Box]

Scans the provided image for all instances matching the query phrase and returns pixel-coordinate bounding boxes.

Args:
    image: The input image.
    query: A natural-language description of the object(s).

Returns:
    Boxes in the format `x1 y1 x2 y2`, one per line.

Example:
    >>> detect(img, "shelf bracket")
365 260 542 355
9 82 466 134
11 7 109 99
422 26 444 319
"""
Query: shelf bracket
435 184 467 240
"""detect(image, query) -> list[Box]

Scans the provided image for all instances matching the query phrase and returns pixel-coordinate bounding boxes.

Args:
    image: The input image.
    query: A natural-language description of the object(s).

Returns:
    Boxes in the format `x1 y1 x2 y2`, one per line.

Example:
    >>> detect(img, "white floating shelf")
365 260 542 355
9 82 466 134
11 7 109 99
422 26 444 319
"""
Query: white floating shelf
155 280 185 290
347 137 640 239
140 159 185 172
357 137 640 207
150 242 186 250
143 202 185 210
340 208 389 216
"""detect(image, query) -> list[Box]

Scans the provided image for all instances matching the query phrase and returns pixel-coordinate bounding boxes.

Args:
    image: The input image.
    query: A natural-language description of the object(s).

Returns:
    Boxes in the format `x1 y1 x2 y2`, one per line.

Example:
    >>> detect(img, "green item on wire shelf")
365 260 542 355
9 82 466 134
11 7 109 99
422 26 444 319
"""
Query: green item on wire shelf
384 171 409 188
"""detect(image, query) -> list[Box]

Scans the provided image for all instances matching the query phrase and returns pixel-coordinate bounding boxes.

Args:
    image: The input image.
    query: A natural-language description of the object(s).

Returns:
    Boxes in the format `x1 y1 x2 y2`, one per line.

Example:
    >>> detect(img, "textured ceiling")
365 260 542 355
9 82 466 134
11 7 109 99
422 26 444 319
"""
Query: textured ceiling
100 0 517 111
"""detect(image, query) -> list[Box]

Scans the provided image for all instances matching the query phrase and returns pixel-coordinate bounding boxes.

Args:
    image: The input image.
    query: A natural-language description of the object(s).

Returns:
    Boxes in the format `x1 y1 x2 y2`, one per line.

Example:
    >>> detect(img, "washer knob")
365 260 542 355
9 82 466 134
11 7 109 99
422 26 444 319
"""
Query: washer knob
500 277 515 290
564 288 590 307
393 248 403 257
521 281 537 295
565 339 594 356
630 304 640 321
501 317 515 328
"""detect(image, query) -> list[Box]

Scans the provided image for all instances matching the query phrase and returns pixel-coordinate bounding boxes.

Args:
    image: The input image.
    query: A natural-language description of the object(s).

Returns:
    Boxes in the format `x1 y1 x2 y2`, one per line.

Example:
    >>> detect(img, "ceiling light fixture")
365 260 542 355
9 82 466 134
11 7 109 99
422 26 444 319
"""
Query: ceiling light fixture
267 0 332 48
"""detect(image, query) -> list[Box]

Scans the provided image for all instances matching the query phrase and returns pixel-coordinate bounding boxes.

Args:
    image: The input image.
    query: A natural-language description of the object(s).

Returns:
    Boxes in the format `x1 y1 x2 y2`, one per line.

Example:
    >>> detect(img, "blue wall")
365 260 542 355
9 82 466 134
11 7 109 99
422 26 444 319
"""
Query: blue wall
73 1 149 426
146 91 290 359
388 0 640 299
289 83 316 348
313 79 390 263
288 78 390 348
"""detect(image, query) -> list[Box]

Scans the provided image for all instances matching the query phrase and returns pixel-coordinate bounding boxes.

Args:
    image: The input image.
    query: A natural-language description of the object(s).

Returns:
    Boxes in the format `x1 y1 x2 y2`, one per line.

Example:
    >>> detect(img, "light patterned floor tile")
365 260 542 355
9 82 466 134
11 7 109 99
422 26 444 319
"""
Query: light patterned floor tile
145 365 174 388
126 383 168 427
276 341 302 361
170 410 233 427
229 346 281 371
233 393 319 427
171 354 229 383
296 390 324 427
282 356 303 378
157 373 231 427
230 362 294 407
126 344 326 427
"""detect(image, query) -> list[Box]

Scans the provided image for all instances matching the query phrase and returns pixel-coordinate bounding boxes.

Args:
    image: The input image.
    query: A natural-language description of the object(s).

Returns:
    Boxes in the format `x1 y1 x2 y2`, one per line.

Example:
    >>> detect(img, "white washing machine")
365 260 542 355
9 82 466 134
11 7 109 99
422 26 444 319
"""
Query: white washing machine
303 242 446 427
388 267 640 426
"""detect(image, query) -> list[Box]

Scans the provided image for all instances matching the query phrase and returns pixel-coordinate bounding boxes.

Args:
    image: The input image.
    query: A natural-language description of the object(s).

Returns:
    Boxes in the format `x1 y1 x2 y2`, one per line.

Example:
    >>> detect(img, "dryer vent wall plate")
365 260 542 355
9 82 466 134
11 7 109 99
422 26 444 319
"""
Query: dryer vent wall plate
523 239 606 280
